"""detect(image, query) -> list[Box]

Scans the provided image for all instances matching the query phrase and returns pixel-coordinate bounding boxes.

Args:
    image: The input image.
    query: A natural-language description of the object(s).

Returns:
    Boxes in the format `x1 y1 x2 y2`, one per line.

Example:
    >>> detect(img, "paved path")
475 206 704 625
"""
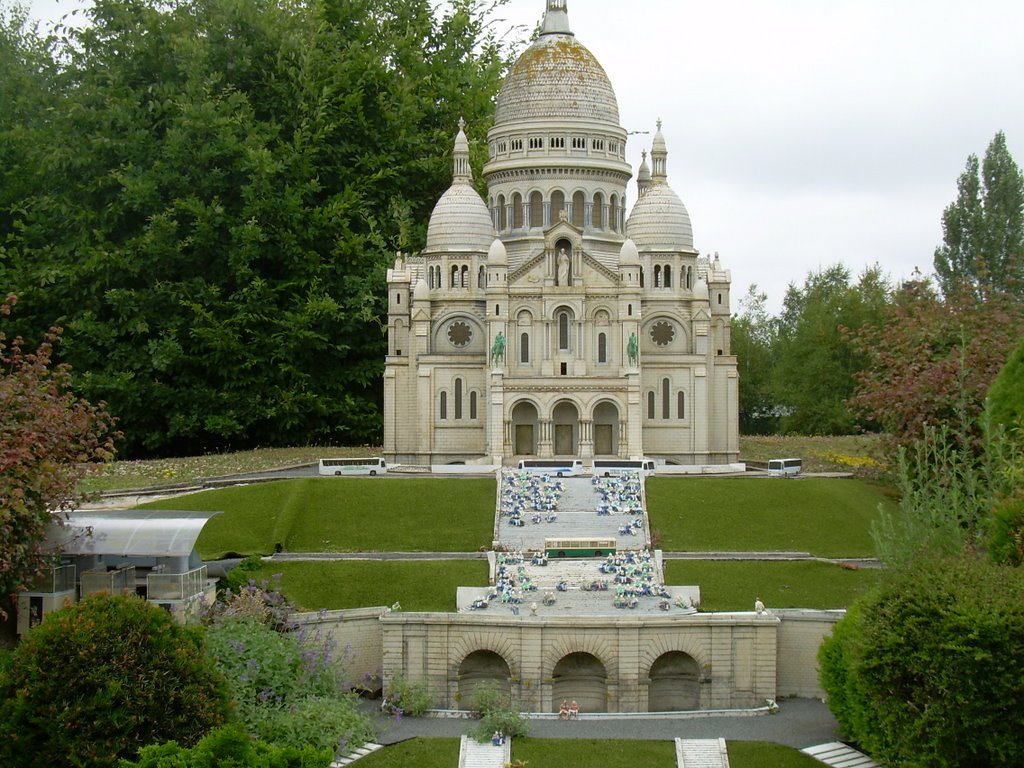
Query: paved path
458 735 509 768
677 738 730 767
802 742 881 767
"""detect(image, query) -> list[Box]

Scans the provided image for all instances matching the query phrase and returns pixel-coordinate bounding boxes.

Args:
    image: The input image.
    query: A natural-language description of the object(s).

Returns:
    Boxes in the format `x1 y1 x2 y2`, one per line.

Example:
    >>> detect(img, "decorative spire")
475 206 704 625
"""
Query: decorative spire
651 118 668 181
540 0 572 36
452 117 471 182
637 149 652 198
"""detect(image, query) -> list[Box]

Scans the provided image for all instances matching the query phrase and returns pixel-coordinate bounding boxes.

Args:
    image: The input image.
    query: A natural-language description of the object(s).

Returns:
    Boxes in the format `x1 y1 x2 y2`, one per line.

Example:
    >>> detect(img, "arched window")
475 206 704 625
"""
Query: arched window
678 391 685 419
627 303 633 316
497 194 507 231
662 378 671 420
470 391 478 420
654 265 662 288
598 332 607 363
520 332 530 363
609 194 619 232
664 265 672 288
593 192 604 229
451 265 459 288
718 293 723 305
455 378 463 420
640 267 645 288
572 191 585 228
529 191 543 228
558 311 570 351
461 265 469 288
440 391 448 420
647 391 655 420
551 190 565 222
512 192 524 229
478 266 486 289
686 266 692 289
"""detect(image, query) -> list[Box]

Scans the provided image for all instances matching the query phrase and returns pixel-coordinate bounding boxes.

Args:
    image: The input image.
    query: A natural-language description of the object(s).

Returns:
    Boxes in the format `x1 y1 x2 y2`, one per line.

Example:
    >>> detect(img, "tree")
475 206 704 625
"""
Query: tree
0 594 230 768
731 284 779 434
1 0 514 456
934 131 1024 299
986 335 1024 438
771 264 891 434
0 295 118 620
819 555 1024 767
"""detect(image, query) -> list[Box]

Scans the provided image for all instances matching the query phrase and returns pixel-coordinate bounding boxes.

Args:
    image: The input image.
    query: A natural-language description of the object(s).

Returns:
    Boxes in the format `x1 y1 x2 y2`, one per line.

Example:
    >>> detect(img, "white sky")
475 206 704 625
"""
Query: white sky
27 0 1024 312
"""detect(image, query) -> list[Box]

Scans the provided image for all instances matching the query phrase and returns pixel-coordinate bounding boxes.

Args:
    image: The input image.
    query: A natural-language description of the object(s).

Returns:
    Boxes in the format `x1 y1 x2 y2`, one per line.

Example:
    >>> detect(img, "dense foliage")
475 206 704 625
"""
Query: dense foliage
986 335 1024 438
0 295 118 619
934 131 1024 299
0 0 512 457
121 722 331 768
0 595 229 768
819 556 1024 768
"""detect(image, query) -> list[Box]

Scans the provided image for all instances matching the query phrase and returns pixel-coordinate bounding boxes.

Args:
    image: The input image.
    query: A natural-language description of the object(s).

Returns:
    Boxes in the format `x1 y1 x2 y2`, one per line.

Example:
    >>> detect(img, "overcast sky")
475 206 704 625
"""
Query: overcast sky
27 0 1024 312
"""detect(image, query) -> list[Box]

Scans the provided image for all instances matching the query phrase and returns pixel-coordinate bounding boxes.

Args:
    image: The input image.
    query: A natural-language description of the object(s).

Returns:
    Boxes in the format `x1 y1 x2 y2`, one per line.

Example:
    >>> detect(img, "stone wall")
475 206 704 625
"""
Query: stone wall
294 607 387 693
774 609 844 699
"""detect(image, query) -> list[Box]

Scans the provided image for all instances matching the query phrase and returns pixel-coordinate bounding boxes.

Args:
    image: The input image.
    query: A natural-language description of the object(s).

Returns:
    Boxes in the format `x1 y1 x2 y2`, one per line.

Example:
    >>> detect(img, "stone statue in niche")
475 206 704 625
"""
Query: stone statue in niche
557 247 570 286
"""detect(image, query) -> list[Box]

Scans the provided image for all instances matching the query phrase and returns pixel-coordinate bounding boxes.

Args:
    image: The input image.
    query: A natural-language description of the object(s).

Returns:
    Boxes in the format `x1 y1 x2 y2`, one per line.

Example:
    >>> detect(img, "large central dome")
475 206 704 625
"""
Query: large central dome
493 6 619 127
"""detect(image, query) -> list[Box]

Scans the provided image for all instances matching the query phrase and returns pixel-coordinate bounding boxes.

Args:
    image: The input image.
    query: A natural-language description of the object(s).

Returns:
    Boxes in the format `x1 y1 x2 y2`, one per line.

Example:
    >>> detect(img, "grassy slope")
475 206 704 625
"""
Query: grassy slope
140 477 496 559
647 477 894 557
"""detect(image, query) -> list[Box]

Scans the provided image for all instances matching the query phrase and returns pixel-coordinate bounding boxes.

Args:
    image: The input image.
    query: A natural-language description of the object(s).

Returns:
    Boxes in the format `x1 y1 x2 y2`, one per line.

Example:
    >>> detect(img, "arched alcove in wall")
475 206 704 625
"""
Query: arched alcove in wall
552 652 607 713
647 651 700 711
552 400 580 456
458 650 511 705
592 401 620 456
511 401 539 456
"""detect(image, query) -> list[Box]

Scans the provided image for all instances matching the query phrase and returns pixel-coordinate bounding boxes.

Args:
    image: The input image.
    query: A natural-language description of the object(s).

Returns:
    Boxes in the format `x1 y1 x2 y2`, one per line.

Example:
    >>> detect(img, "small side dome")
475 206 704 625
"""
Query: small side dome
488 237 508 265
619 238 640 266
693 277 710 301
413 279 430 301
625 184 694 251
425 185 496 253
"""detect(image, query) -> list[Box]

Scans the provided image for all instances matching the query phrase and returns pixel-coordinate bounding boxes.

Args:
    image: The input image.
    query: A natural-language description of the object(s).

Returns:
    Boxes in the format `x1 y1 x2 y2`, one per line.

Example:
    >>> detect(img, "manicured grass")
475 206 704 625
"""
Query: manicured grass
139 477 496 559
727 740 827 767
355 738 460 767
243 560 489 612
664 560 881 611
648 477 893 557
512 737 677 766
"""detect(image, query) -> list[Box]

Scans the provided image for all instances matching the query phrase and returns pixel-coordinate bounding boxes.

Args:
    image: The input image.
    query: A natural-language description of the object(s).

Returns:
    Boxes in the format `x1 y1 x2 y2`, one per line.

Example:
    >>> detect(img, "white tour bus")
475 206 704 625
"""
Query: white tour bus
516 459 585 477
591 458 657 477
767 458 802 476
318 457 388 476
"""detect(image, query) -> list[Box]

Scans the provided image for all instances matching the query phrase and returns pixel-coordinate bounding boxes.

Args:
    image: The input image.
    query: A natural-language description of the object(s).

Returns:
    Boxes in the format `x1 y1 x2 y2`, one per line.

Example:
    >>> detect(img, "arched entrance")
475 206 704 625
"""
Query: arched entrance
648 651 700 711
552 401 580 456
551 652 607 713
593 401 620 456
458 650 512 705
512 401 539 456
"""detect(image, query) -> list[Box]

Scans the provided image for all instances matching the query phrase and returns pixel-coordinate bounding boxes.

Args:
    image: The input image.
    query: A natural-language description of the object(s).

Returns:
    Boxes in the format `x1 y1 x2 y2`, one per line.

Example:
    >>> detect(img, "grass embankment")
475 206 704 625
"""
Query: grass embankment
648 477 894 558
739 434 884 474
139 477 496 559
355 739 823 768
244 560 489 613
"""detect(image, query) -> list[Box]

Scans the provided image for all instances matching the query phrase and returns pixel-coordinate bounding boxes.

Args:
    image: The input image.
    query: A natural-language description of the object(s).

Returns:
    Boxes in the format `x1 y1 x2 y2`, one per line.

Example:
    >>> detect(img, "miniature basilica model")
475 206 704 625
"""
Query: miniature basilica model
385 0 738 466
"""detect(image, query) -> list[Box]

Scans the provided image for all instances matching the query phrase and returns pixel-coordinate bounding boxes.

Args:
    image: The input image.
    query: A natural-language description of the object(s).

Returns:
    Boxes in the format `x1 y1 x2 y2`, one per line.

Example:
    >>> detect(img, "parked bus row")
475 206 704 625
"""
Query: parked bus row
316 457 660 477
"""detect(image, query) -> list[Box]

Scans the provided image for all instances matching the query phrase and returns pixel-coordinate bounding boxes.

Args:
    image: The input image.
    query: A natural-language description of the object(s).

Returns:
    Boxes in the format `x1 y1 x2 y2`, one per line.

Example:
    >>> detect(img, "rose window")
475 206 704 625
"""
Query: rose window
447 321 472 347
650 321 676 347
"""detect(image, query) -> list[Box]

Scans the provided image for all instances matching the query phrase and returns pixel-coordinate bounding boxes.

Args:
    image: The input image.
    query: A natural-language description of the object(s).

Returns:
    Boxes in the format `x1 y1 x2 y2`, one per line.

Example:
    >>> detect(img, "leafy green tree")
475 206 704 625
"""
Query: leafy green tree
0 295 118 620
731 284 779 434
819 555 1024 768
934 131 1024 299
987 335 1024 438
122 722 332 768
0 594 229 768
2 0 513 457
771 264 891 434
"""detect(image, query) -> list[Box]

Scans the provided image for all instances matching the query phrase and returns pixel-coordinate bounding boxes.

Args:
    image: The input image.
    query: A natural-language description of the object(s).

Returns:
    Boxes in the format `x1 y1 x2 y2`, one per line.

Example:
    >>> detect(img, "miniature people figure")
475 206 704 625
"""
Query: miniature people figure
569 700 579 719
755 597 765 615
492 731 502 746
557 247 570 285
490 331 506 365
558 700 570 719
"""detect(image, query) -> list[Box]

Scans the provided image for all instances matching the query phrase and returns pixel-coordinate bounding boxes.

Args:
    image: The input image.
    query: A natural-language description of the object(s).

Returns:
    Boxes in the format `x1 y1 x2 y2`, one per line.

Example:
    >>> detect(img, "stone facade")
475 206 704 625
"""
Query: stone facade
384 0 739 467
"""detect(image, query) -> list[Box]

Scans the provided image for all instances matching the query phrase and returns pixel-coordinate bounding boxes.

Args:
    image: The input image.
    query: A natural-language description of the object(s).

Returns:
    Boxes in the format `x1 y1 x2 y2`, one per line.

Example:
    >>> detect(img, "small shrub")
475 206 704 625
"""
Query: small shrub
383 672 434 717
0 595 229 768
470 683 529 741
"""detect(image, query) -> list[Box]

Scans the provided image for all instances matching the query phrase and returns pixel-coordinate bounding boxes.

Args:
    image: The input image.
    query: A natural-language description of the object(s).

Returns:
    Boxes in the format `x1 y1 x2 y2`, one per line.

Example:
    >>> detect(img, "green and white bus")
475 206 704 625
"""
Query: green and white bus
545 537 616 558
318 457 388 476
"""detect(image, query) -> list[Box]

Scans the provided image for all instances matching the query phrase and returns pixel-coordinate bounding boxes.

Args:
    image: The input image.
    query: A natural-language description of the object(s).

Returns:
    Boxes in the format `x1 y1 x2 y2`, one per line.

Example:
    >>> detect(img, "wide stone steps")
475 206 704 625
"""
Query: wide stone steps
801 742 881 767
331 742 383 766
458 734 510 768
676 738 731 767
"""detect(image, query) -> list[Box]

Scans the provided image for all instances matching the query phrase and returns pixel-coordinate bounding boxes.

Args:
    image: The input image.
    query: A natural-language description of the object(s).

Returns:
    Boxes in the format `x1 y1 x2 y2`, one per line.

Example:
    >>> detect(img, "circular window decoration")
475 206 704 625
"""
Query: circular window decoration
650 321 676 347
447 321 473 347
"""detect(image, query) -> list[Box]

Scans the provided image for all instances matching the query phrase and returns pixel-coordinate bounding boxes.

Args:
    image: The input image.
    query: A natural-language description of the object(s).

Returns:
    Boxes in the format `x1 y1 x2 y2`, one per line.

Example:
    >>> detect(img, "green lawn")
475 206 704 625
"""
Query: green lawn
352 738 825 768
139 477 496 559
648 477 892 557
243 560 489 612
664 560 881 612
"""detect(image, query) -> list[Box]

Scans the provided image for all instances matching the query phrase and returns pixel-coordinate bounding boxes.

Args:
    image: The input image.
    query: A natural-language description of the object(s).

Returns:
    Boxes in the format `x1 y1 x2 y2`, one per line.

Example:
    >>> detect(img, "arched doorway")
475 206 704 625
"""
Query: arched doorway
593 401 620 456
648 651 700 711
512 401 539 456
552 652 607 713
458 650 511 706
552 401 580 456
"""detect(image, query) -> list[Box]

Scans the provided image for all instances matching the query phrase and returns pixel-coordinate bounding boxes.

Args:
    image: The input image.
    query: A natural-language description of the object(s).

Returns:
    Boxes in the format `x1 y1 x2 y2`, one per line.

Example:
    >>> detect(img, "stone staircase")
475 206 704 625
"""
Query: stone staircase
801 742 881 767
330 742 384 766
458 734 510 768
676 738 730 767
